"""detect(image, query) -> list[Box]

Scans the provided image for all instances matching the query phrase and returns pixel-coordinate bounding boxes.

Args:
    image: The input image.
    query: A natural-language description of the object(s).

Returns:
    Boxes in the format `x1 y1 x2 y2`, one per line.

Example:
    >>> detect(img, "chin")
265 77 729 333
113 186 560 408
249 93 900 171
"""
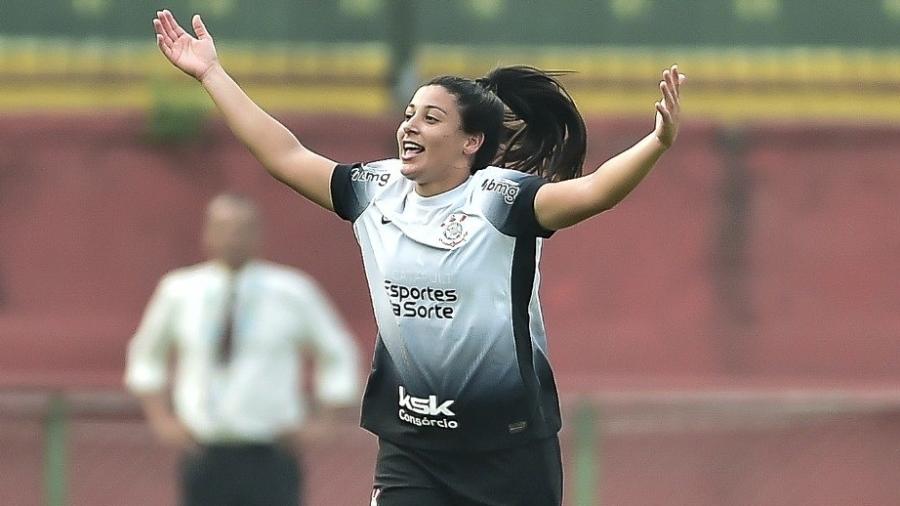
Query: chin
399 160 422 180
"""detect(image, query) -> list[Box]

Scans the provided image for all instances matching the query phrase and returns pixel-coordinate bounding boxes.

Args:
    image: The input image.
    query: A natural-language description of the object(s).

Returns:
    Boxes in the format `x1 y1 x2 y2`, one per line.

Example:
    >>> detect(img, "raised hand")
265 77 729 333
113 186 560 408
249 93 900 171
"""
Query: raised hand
153 10 219 81
653 65 686 148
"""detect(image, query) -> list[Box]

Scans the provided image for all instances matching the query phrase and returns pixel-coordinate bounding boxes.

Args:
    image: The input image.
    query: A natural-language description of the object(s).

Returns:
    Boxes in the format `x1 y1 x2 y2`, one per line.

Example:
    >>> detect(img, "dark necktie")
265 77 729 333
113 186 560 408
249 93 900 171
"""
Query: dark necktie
217 281 237 364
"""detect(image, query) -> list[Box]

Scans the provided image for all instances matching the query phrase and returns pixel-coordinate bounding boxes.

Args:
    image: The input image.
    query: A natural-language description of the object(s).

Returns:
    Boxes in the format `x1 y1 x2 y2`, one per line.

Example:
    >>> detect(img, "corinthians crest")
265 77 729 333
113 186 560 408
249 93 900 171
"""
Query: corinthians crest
439 211 470 247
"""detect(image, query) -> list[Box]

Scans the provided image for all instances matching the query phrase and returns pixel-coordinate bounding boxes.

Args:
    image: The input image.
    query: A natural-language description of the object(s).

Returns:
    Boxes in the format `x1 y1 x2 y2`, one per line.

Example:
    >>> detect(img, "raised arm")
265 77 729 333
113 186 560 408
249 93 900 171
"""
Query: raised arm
534 65 685 230
153 10 336 210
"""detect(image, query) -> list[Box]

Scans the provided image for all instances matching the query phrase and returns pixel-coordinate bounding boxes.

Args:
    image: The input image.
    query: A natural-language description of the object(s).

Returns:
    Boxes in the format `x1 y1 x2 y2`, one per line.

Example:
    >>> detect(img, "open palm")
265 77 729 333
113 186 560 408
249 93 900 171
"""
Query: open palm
654 64 686 148
153 10 218 81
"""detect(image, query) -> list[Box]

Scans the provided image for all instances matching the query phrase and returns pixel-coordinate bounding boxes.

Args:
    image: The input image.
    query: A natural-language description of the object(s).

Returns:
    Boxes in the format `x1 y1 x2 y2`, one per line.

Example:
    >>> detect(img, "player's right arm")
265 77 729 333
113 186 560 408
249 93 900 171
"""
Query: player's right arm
153 10 336 211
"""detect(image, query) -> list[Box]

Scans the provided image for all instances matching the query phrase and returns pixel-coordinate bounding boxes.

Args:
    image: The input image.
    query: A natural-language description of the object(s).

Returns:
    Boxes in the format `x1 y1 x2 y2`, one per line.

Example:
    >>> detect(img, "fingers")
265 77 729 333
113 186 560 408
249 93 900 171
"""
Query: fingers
157 9 185 42
672 64 686 93
164 10 188 37
153 19 175 56
656 101 672 124
666 65 678 96
192 14 211 40
661 65 685 98
152 18 165 42
669 64 686 94
155 10 175 43
155 32 169 56
658 64 684 116
655 64 684 147
660 78 676 110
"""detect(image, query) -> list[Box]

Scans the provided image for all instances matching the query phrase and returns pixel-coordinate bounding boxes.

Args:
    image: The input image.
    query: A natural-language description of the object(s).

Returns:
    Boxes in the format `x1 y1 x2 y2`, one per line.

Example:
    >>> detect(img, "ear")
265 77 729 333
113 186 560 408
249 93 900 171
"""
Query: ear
462 132 485 157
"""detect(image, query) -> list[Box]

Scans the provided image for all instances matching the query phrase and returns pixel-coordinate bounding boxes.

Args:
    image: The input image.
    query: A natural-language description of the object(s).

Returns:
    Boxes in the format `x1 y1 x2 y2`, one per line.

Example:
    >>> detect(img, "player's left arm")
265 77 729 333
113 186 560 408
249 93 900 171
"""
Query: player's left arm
534 65 685 231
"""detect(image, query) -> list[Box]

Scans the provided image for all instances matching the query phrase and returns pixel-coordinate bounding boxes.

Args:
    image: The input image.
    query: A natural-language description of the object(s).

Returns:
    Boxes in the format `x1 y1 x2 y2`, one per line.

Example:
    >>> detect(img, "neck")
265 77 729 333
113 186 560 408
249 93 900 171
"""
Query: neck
215 258 250 272
414 169 471 197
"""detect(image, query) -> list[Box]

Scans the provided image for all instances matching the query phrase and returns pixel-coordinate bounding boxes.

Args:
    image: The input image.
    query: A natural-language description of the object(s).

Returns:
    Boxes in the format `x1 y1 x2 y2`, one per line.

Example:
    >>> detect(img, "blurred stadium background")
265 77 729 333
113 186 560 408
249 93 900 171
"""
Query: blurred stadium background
2 1 900 505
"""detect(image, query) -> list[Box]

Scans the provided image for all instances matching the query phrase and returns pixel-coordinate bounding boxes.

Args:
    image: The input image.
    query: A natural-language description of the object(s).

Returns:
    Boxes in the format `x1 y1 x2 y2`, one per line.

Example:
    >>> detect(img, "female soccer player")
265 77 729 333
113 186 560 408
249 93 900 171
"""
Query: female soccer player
153 10 683 506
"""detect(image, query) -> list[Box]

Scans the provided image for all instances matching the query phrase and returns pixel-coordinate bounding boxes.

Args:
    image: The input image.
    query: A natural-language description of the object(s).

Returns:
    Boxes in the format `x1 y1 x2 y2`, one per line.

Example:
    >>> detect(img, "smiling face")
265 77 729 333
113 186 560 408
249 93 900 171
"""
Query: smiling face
396 85 484 196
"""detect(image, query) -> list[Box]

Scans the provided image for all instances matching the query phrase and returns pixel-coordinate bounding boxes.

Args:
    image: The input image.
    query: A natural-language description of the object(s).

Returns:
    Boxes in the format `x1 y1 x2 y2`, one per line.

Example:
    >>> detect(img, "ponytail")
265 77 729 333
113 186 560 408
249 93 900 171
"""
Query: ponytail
427 66 586 182
479 66 586 182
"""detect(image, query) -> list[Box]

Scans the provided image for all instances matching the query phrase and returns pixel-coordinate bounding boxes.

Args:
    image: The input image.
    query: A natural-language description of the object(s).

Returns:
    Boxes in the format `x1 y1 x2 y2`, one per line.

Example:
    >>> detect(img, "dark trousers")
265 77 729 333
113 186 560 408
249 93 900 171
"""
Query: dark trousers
373 436 563 506
180 443 301 506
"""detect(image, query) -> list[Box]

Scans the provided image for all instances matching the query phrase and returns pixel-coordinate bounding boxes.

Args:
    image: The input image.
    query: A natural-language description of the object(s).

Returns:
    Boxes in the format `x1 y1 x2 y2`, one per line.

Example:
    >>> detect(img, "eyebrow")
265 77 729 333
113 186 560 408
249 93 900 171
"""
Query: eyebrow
406 104 448 115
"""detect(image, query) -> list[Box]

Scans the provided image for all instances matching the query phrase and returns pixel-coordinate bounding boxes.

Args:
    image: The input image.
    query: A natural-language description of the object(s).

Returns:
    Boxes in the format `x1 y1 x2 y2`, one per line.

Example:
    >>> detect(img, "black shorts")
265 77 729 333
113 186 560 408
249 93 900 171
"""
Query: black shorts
180 443 300 506
372 436 562 506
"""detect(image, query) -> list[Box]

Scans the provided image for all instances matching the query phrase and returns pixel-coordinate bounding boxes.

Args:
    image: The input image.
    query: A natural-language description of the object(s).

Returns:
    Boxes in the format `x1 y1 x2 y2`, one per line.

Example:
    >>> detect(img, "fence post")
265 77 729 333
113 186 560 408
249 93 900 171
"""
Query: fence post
44 393 67 506
573 400 600 506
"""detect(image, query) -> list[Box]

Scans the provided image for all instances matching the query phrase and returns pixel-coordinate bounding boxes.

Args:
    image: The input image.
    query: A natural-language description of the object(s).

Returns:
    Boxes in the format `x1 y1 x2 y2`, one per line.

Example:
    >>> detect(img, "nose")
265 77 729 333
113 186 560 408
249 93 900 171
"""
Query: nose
402 118 419 134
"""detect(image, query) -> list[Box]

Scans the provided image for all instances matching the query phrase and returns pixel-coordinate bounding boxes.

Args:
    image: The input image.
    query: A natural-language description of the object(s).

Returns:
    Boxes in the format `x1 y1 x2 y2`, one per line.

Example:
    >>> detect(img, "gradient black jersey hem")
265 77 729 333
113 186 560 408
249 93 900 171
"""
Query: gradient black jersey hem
332 160 562 452
359 336 561 452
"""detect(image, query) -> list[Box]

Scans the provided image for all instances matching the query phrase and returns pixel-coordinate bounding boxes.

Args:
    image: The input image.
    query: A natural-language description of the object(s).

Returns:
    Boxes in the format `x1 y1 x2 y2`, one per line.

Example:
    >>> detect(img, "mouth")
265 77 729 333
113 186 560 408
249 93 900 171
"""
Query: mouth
401 140 425 161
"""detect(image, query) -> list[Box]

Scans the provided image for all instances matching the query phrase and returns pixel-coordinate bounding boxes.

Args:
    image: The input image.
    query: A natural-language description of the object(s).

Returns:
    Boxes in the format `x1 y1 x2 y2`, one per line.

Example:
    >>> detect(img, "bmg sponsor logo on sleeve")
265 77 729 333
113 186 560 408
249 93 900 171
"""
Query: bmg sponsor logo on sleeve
351 167 390 186
398 386 459 429
480 177 519 204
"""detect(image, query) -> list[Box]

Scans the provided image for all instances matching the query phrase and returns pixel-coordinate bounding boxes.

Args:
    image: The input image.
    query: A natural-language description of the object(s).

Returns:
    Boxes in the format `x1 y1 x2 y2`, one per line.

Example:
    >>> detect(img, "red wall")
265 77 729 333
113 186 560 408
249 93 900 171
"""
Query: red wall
743 126 900 378
1 113 898 387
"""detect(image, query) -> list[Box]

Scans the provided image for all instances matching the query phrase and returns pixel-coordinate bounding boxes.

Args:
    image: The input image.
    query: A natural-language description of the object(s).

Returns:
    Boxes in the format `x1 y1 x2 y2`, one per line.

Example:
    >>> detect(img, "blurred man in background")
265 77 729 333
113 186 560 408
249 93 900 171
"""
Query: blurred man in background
125 193 360 506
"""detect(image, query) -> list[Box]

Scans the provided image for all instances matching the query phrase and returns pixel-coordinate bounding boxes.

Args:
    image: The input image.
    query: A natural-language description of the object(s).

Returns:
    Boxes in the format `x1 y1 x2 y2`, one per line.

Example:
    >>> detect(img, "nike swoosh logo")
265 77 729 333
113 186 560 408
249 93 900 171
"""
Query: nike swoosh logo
381 216 392 225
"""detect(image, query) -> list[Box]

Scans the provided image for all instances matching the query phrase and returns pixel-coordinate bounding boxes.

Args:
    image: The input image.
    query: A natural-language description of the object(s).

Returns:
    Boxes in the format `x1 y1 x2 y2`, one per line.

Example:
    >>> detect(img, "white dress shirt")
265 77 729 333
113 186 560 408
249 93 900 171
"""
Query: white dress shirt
125 260 359 443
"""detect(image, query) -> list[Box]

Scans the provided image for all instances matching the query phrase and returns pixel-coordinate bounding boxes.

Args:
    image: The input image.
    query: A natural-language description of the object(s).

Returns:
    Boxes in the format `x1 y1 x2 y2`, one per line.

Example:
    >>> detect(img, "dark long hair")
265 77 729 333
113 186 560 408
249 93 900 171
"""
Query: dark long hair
426 66 586 182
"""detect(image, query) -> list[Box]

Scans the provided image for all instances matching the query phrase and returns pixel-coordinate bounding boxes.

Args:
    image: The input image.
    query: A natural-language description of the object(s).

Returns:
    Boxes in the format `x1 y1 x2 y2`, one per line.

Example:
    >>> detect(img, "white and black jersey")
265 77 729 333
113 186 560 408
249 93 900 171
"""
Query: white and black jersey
331 159 561 451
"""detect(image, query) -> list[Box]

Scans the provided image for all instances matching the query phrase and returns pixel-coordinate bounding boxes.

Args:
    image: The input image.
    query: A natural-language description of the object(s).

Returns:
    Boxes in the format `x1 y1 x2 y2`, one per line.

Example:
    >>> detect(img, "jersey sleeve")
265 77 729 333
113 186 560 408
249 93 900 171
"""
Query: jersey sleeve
479 170 555 238
330 162 393 222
